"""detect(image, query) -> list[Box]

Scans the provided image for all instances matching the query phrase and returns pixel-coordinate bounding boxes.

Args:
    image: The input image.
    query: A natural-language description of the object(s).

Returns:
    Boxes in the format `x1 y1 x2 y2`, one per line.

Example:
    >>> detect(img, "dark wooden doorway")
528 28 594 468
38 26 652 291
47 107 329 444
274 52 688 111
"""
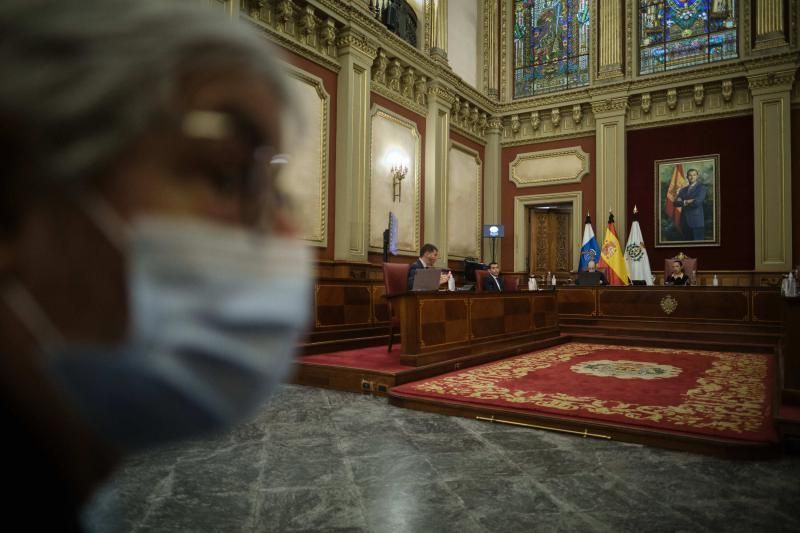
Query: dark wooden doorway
528 205 572 275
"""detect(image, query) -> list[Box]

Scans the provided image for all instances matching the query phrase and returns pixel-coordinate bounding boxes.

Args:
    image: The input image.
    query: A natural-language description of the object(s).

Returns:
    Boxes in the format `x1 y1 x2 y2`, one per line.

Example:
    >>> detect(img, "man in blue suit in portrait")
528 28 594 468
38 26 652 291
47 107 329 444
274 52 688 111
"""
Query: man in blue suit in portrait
673 168 707 240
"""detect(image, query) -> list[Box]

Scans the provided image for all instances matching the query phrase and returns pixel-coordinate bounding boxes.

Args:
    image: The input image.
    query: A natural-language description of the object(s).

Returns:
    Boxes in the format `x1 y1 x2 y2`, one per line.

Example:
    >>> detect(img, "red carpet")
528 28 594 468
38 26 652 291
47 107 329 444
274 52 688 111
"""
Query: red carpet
299 345 412 372
392 343 777 443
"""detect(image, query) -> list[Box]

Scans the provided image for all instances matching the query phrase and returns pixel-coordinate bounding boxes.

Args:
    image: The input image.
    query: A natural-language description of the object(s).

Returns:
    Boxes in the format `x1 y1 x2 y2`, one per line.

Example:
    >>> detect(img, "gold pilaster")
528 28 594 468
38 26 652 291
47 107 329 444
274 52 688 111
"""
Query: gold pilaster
482 0 499 98
424 84 454 266
591 96 628 242
483 117 503 264
749 68 794 271
333 29 377 262
430 0 449 64
597 0 624 80
754 0 788 50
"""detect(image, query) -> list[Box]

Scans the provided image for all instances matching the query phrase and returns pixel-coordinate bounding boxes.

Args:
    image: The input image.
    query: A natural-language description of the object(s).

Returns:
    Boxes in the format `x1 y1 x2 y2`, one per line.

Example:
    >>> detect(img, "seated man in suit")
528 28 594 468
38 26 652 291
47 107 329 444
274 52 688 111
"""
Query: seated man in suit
576 260 608 286
407 243 449 290
483 262 504 292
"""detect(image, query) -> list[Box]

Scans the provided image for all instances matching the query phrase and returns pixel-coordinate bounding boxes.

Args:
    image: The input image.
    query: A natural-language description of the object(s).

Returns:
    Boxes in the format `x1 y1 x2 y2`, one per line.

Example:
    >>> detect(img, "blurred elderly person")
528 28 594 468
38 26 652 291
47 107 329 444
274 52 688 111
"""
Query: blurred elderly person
0 0 309 528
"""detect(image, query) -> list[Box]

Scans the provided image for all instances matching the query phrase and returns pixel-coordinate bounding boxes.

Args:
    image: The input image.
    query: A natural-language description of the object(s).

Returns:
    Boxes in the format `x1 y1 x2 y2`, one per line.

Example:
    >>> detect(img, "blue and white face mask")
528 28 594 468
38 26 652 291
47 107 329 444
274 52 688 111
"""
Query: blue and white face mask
3 199 312 450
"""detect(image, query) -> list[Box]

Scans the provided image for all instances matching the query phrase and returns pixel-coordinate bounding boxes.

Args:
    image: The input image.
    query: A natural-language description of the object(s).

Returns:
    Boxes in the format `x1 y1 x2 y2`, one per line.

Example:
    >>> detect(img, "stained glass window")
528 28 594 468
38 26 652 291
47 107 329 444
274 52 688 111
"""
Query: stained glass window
639 0 738 75
513 0 590 98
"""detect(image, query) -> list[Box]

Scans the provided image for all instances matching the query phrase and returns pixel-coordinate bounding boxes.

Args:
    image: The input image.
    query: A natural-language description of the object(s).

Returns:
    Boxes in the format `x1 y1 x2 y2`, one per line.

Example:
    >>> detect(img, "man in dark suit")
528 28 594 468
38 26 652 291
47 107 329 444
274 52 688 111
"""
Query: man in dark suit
483 262 504 292
577 260 608 286
407 243 449 290
674 168 707 240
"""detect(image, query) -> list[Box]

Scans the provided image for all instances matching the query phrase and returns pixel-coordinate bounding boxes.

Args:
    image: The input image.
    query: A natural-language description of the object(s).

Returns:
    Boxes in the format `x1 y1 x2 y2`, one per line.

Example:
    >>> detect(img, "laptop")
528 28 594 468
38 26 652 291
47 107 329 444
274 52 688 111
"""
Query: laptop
411 268 444 291
576 271 603 286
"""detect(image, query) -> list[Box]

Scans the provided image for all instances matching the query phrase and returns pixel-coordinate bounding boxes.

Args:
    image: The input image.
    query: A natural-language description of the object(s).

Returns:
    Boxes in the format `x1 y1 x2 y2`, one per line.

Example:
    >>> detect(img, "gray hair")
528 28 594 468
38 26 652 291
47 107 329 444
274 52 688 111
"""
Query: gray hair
0 0 290 221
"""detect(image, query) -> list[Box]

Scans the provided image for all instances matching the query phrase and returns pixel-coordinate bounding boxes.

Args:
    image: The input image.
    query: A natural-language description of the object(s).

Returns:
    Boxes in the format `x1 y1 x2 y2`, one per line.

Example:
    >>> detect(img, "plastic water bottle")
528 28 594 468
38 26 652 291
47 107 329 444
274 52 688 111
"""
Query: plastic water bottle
447 272 455 291
528 277 535 291
551 274 557 286
790 272 798 297
546 272 551 285
712 274 719 286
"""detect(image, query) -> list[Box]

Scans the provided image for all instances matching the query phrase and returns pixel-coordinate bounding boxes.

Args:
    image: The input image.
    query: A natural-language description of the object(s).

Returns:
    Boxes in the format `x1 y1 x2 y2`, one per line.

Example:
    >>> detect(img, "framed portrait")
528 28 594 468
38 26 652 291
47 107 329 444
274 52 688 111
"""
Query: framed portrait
654 154 720 248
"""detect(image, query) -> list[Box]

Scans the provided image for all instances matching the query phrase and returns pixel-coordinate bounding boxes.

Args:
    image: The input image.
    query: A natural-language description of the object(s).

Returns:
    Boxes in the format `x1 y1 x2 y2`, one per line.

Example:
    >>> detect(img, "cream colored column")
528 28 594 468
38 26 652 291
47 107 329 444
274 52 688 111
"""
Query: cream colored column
429 0 448 64
754 0 789 50
333 30 376 262
749 68 794 271
591 96 629 242
597 0 624 80
482 0 499 98
424 84 453 266
483 117 502 264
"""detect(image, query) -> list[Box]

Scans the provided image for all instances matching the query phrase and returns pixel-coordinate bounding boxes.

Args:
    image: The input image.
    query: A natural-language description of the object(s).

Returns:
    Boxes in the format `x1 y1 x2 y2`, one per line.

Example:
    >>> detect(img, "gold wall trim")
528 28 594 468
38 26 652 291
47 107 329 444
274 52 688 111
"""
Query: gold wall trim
447 140 483 260
513 191 583 273
509 147 590 188
284 64 330 246
368 106 422 256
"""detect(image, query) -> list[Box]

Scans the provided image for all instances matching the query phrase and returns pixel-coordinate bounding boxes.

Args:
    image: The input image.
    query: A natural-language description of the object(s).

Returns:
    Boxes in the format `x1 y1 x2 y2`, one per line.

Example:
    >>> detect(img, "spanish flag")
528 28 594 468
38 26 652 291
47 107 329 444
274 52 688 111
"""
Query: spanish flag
598 210 630 286
664 163 687 233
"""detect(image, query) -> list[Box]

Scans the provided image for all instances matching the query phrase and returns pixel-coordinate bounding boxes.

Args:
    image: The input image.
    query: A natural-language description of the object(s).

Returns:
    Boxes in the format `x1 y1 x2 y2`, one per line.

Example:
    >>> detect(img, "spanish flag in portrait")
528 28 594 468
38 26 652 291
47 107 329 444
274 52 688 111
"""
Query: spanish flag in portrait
664 163 687 233
598 211 630 286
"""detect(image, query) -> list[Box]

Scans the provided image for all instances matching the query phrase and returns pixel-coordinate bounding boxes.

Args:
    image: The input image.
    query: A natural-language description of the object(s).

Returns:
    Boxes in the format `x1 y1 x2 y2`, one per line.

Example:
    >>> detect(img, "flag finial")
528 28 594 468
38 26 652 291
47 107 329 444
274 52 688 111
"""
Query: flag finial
633 205 638 214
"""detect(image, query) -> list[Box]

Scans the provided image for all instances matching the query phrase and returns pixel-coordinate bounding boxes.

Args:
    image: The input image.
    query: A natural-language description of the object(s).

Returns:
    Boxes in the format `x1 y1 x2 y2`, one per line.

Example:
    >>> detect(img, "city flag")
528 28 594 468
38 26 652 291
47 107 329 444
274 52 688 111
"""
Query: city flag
625 206 653 285
598 210 630 286
664 163 687 232
578 212 601 271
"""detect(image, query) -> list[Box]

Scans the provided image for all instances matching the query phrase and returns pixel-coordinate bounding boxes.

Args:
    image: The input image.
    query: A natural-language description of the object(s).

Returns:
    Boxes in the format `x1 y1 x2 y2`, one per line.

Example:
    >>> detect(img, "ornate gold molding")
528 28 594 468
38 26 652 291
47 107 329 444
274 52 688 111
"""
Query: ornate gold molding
597 0 623 80
447 141 483 260
242 14 340 73
509 147 591 188
660 295 678 315
285 66 329 246
499 0 510 102
368 106 422 255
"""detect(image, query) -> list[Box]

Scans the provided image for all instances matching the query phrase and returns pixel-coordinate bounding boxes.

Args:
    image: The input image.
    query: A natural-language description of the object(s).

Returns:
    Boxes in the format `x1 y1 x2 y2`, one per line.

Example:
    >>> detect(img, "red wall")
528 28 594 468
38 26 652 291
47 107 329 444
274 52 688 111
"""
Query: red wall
279 49 338 261
627 115 754 270
368 93 426 264
500 136 597 270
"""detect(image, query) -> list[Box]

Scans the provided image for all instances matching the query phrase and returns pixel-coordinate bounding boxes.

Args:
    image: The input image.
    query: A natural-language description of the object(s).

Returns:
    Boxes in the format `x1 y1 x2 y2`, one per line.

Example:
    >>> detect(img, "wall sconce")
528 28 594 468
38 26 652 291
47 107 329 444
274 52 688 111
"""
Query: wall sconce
386 150 409 203
391 162 408 202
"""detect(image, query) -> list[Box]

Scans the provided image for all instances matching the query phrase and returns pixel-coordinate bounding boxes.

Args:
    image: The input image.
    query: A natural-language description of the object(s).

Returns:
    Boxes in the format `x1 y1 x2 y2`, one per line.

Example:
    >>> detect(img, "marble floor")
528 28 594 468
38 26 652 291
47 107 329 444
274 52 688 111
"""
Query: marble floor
85 384 800 533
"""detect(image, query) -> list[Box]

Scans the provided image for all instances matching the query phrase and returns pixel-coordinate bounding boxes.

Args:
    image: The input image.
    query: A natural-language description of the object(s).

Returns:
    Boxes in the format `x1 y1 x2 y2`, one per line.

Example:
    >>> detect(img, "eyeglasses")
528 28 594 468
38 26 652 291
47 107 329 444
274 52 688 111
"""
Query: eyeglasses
180 110 290 231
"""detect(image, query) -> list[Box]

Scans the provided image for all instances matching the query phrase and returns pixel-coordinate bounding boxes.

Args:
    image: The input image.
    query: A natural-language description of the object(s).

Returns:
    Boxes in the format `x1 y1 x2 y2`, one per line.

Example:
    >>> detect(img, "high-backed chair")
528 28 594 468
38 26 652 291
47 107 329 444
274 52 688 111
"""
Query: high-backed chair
382 262 410 352
475 269 489 292
664 252 697 285
475 270 517 292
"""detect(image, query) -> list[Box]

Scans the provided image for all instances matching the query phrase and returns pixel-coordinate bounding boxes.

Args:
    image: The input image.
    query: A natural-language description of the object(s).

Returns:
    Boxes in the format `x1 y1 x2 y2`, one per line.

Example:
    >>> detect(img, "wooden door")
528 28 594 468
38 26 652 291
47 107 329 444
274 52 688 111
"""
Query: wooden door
528 207 572 275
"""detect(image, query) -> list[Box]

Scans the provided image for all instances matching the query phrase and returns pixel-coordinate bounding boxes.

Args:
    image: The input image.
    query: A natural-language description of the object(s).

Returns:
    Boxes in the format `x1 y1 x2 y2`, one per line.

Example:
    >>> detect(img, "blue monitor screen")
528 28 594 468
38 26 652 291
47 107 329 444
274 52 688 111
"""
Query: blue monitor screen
482 224 504 238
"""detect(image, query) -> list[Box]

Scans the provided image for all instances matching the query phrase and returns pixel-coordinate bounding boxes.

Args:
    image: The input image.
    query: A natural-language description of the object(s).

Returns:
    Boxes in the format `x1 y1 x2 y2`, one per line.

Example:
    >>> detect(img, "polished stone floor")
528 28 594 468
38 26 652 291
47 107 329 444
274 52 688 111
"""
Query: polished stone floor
85 384 800 533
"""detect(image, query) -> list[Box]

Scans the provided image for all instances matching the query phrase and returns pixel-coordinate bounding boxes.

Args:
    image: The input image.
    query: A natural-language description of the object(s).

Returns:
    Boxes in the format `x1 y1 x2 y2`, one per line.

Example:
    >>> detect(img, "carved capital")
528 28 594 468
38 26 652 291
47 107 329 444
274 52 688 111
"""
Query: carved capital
336 29 377 60
510 114 521 134
747 70 796 94
486 116 503 133
591 97 628 115
427 84 455 105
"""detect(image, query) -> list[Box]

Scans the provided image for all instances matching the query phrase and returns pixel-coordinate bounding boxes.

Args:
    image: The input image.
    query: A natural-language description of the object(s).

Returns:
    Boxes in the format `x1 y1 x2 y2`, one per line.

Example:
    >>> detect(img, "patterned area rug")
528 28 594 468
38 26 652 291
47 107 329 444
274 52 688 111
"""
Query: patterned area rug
391 343 776 442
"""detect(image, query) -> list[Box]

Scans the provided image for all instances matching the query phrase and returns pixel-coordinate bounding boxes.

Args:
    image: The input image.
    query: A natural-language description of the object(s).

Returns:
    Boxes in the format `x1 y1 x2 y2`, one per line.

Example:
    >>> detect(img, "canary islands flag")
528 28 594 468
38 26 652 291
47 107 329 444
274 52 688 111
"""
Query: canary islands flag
598 211 630 286
578 213 601 271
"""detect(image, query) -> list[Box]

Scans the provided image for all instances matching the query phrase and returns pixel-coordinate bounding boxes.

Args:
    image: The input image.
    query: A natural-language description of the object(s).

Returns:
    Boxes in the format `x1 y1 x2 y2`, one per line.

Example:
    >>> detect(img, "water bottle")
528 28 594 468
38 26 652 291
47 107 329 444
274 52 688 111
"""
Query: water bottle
790 272 798 297
528 277 535 291
546 272 551 285
551 274 557 286
447 272 455 291
782 275 789 296
712 274 719 286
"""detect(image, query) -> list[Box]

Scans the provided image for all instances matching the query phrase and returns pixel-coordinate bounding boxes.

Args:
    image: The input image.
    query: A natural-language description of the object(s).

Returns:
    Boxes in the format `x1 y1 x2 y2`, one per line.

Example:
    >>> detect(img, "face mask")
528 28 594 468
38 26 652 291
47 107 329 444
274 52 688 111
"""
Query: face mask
4 199 312 450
